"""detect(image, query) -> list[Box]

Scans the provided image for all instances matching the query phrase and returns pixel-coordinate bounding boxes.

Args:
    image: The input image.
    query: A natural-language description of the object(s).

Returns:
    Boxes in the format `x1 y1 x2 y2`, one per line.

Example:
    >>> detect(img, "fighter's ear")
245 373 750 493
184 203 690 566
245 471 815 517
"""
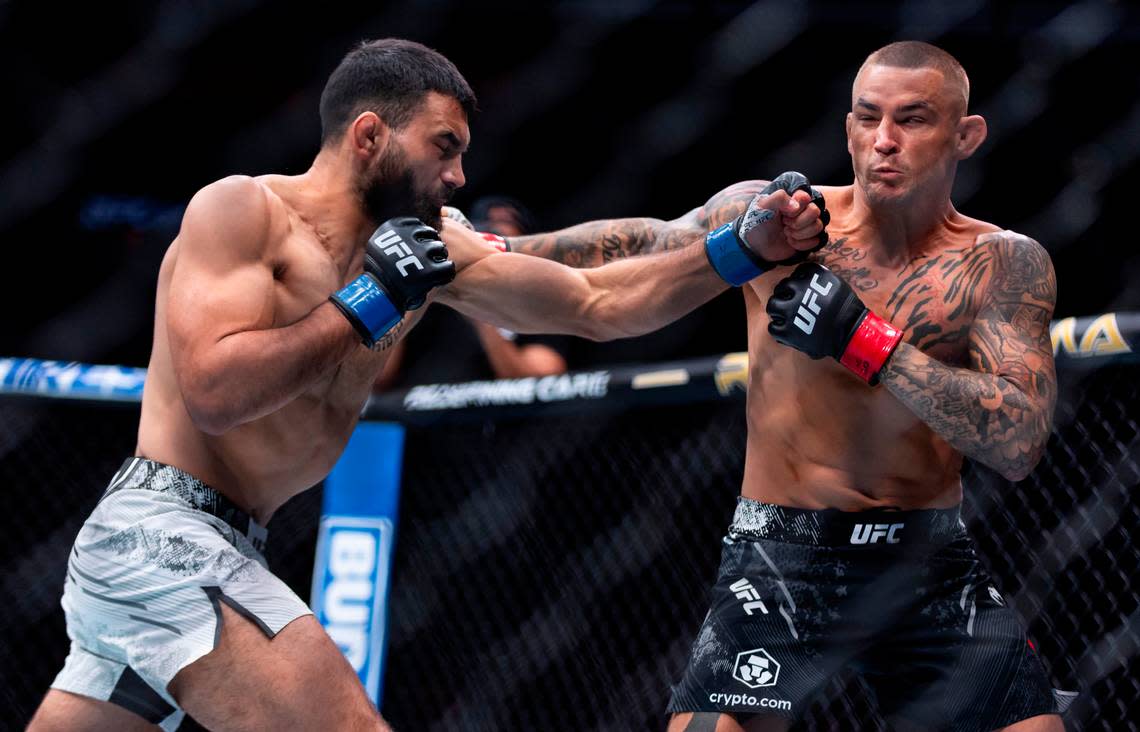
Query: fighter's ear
348 111 390 161
955 115 987 160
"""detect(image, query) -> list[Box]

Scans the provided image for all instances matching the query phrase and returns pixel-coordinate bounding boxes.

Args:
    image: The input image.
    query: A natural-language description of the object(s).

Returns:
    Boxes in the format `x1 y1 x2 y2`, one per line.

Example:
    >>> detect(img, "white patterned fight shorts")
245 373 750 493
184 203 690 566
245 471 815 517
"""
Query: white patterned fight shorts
50 457 313 730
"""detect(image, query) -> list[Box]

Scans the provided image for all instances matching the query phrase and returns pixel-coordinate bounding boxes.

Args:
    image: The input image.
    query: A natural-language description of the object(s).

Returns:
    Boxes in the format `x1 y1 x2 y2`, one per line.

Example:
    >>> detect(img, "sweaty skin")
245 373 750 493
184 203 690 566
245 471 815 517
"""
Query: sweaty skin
137 95 822 524
505 65 1057 512
137 92 473 523
505 60 1059 732
742 184 1053 509
137 174 413 522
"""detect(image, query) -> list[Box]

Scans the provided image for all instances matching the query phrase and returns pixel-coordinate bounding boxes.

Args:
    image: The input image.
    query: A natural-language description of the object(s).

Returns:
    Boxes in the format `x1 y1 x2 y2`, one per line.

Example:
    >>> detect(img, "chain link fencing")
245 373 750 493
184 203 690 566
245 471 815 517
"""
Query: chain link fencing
0 356 1136 730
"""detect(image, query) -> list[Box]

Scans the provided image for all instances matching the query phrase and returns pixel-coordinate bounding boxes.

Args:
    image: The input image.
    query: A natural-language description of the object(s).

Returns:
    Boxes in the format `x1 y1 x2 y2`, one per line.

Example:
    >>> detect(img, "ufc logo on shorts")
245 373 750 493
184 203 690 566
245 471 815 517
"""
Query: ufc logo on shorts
850 523 904 545
730 578 769 615
793 274 833 334
374 228 424 277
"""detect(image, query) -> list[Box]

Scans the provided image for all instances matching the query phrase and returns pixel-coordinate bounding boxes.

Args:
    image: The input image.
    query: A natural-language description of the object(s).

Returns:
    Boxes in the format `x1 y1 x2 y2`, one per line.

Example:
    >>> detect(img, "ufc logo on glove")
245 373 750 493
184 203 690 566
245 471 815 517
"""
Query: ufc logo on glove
793 274 834 334
372 227 424 277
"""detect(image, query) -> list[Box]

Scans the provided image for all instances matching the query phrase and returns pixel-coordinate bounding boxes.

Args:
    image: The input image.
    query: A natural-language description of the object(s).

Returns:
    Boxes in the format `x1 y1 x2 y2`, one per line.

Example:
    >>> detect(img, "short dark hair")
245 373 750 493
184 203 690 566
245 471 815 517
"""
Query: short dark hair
319 38 476 146
858 41 970 114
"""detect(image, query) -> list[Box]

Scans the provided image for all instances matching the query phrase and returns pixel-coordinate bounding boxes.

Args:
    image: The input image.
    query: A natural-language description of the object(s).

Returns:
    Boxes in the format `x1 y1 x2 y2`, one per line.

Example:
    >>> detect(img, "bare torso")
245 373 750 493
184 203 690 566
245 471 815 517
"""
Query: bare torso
741 185 1002 509
137 175 387 521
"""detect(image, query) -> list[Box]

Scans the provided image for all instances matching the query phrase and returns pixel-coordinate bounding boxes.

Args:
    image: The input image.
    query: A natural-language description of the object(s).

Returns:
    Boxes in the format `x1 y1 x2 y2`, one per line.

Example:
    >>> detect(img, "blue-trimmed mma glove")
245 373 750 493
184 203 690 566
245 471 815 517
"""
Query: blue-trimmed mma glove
704 171 829 285
329 217 454 347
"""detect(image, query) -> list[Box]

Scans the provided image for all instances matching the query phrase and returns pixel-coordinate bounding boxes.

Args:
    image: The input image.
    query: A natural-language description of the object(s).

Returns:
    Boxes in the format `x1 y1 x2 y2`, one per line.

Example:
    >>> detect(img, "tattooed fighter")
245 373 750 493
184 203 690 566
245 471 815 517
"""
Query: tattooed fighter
446 41 1067 731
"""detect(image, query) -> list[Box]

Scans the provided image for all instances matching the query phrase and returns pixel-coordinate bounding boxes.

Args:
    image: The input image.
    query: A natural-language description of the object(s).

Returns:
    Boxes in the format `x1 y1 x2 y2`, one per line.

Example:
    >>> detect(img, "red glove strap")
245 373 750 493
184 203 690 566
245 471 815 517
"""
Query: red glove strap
839 311 903 384
479 232 509 252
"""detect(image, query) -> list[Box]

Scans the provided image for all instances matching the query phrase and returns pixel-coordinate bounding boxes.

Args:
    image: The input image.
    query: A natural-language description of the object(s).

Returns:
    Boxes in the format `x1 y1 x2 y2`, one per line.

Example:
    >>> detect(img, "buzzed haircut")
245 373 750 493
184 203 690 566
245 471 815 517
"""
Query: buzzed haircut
319 38 476 146
859 41 970 115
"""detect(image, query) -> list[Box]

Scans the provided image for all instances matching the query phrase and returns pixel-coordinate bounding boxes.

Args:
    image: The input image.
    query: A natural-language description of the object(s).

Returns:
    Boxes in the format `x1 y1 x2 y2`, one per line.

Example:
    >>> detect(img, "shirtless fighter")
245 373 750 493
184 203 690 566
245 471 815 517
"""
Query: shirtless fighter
29 39 824 731
448 41 1067 731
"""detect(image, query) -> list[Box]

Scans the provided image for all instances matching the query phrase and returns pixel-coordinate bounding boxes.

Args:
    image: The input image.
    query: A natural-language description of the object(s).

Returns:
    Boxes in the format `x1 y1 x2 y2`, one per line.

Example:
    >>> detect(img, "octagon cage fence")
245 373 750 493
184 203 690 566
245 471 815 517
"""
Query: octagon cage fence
0 311 1137 731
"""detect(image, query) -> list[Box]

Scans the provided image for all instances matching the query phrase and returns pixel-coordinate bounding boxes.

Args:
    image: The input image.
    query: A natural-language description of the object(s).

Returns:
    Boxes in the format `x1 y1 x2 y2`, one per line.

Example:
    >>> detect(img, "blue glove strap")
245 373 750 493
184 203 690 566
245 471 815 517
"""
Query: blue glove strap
705 222 767 286
332 274 401 346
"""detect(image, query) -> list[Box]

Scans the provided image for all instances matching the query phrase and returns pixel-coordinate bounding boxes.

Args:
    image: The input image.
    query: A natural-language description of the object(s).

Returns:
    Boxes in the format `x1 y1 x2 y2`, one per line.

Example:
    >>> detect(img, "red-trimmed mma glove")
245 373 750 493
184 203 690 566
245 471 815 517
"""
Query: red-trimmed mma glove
442 205 510 252
766 262 903 385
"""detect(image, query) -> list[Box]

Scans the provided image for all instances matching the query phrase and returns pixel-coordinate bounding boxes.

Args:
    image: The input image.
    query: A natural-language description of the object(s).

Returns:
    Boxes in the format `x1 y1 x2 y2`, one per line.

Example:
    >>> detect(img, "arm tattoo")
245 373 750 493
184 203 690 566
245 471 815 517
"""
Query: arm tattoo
507 218 673 267
507 180 768 268
372 314 410 353
879 233 1058 480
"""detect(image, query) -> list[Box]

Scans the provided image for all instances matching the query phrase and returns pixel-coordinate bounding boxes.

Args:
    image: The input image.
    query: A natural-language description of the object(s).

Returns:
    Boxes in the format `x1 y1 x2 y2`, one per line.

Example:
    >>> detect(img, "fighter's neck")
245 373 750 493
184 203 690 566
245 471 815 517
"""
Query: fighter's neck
847 186 961 266
283 153 379 264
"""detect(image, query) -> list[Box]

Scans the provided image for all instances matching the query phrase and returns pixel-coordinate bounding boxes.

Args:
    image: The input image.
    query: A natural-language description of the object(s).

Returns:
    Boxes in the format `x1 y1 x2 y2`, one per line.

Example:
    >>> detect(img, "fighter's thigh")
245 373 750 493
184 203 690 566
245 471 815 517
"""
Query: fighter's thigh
667 711 790 732
28 689 159 732
168 602 387 731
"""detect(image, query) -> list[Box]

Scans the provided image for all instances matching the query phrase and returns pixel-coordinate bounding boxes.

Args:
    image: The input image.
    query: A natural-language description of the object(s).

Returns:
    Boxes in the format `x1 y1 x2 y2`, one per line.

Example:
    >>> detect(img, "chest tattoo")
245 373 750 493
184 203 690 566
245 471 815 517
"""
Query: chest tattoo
817 238 993 358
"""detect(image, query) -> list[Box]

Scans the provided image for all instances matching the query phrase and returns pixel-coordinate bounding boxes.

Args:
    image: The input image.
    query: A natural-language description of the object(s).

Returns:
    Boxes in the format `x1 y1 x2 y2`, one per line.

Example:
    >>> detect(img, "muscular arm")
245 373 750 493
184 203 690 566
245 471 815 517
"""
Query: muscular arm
166 177 364 434
437 242 728 341
506 181 768 266
879 233 1058 480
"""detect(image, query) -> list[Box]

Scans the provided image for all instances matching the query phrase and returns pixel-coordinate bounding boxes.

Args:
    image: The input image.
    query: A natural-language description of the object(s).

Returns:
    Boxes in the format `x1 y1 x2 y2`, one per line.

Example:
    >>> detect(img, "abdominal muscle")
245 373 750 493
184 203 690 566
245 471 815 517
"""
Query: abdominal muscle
740 307 964 511
135 227 383 523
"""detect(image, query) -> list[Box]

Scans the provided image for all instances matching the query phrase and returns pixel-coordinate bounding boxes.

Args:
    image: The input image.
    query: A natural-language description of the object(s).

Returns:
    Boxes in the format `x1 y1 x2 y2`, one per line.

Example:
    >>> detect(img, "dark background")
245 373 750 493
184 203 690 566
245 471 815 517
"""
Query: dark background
2 2 1140 730
1 0 1138 368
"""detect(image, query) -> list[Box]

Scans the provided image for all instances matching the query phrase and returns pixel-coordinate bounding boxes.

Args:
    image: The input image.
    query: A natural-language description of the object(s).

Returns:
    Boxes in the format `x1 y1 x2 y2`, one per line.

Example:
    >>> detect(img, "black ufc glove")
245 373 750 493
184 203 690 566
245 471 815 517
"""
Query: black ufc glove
330 217 455 347
766 262 903 384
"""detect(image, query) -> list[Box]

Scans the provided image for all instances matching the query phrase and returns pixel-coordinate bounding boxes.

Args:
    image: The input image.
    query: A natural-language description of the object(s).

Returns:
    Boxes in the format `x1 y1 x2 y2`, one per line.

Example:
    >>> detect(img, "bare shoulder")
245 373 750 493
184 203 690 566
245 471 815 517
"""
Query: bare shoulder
971 228 1056 318
974 226 1039 248
814 184 852 214
813 184 851 199
976 228 1055 289
178 175 278 263
186 175 272 224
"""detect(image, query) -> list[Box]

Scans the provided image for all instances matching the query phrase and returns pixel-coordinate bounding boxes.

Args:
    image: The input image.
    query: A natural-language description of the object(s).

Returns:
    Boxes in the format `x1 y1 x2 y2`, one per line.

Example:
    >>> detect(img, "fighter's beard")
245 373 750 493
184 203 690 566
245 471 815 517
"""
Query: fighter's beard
361 146 449 229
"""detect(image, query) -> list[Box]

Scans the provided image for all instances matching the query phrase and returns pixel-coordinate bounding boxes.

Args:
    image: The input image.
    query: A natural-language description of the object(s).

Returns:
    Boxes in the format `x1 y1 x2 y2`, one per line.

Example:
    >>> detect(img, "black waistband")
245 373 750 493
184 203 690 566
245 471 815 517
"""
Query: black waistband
729 497 964 547
103 457 268 553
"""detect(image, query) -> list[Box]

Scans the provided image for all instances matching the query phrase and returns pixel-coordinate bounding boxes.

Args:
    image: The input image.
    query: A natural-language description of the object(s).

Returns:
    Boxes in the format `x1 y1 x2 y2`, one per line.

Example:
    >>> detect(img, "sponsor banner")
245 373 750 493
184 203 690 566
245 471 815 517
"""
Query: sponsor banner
403 371 611 411
313 422 405 706
714 352 748 396
3 310 1135 410
1051 312 1138 360
366 355 741 422
0 358 146 402
311 516 393 703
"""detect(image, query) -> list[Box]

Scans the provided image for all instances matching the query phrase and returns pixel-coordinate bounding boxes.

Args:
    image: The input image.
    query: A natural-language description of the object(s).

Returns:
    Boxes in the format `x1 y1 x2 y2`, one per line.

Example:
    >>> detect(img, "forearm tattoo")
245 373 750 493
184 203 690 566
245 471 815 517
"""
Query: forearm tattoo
507 180 767 267
372 315 410 353
879 234 1058 479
